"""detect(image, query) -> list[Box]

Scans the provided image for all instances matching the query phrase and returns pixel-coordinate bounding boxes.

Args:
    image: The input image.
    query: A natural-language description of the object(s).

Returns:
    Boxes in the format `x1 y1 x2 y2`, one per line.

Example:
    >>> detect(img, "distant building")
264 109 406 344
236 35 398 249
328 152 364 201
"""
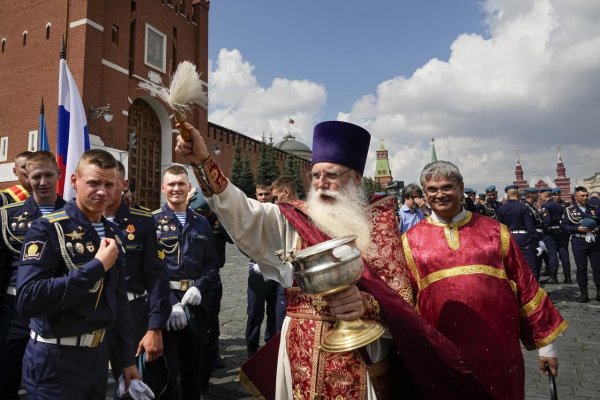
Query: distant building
374 140 393 186
513 149 572 202
274 133 312 161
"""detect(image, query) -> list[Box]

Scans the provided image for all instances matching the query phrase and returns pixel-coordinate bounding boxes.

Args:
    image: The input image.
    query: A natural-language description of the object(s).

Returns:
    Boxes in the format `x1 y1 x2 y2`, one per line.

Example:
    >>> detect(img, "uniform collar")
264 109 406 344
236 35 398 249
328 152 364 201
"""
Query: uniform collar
65 198 110 228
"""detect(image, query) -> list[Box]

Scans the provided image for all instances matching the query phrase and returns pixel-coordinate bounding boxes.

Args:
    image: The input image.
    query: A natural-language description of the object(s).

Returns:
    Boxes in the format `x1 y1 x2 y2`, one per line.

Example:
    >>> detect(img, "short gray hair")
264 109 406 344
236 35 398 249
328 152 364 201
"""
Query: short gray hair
420 161 463 186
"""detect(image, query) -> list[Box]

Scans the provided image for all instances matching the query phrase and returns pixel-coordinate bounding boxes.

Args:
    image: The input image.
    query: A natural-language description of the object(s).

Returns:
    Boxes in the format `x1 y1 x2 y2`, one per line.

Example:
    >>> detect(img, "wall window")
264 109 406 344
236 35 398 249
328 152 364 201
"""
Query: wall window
22 31 28 46
28 131 38 152
112 25 119 44
1 38 6 53
0 137 8 161
46 23 51 39
144 23 166 73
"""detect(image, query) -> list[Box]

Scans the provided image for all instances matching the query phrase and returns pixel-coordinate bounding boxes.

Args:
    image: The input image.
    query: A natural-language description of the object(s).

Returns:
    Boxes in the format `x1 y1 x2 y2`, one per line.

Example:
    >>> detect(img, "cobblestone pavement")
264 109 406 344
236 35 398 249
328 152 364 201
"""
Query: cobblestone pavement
208 245 600 400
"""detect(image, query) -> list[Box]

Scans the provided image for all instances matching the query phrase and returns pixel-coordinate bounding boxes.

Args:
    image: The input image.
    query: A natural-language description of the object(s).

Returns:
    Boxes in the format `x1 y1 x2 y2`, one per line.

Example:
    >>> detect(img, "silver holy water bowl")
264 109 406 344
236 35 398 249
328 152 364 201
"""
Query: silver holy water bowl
289 235 363 296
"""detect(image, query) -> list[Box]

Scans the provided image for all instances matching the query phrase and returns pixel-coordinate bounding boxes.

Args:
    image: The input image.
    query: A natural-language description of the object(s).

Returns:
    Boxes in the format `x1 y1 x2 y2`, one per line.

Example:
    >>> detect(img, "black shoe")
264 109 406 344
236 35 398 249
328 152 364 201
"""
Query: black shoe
541 269 550 277
547 276 558 284
247 346 258 358
577 293 589 303
563 276 572 284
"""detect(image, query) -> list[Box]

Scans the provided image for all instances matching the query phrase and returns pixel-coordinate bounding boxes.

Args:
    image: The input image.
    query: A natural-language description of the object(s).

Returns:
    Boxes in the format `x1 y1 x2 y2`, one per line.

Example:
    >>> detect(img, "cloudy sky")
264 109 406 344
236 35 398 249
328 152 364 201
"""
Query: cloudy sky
207 0 600 192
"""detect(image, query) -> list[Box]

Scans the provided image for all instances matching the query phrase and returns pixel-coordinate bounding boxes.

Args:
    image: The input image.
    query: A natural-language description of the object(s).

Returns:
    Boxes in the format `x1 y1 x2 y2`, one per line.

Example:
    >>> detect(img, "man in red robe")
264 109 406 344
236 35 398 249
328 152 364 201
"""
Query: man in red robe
402 160 567 400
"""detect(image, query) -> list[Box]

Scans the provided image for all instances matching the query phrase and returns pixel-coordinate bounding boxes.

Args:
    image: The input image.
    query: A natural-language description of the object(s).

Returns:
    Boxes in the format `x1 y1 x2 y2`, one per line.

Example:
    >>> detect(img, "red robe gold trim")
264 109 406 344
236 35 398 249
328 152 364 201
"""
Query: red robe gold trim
403 212 567 400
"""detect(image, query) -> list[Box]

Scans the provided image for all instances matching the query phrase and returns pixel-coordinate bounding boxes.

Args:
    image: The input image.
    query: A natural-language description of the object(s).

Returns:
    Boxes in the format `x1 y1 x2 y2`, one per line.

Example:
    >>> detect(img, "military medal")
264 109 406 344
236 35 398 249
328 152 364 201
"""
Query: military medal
18 222 25 229
75 242 85 254
125 224 135 240
85 241 95 252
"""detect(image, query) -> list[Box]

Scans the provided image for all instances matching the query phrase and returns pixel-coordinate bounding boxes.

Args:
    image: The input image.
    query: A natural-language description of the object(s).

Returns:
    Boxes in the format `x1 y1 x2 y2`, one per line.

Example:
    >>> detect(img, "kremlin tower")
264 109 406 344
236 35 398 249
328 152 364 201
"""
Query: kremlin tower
374 140 393 186
513 152 528 190
554 147 572 202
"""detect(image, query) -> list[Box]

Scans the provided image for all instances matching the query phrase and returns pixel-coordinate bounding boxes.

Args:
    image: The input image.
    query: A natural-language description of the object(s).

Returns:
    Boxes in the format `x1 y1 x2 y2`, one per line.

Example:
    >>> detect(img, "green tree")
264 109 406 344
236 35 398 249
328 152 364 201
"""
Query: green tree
362 177 383 196
230 140 255 197
256 136 280 185
284 154 306 199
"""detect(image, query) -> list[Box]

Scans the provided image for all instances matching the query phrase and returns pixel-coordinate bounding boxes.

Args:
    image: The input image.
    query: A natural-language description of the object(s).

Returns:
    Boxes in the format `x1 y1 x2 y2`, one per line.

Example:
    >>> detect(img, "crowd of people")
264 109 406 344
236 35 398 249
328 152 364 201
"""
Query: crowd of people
0 117 597 399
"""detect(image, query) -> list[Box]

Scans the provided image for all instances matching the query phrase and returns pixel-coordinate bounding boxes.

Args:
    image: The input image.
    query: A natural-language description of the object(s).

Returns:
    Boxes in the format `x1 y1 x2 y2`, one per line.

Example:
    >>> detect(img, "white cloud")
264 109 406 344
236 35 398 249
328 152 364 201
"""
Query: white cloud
208 48 326 145
341 0 600 191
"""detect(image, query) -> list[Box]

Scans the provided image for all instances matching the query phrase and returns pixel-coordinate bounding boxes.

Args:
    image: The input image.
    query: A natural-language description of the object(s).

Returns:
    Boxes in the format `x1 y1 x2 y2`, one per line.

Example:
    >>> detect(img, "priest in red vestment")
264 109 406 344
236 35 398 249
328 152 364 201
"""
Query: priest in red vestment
402 160 567 400
175 121 498 399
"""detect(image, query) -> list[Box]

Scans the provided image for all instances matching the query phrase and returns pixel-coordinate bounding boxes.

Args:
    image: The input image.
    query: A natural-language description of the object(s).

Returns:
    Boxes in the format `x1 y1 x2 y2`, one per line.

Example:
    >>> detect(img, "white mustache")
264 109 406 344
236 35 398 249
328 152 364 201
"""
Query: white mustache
315 189 339 198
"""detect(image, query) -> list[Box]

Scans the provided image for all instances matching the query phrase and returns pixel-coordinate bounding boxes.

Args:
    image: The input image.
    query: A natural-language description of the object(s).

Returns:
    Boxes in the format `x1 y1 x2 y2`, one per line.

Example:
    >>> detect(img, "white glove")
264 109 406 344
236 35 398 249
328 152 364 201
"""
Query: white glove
167 303 187 331
128 379 155 400
116 375 155 399
585 232 596 243
538 241 547 253
252 263 262 274
181 286 202 306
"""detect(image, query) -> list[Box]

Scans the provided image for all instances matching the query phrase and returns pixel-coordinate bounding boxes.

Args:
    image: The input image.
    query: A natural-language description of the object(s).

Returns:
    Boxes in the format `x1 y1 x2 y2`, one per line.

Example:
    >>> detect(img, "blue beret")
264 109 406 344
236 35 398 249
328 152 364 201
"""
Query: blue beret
311 121 371 175
504 185 518 192
485 185 496 192
539 188 551 193
464 187 475 194
478 193 485 199
524 187 539 194
551 188 561 194
581 218 597 229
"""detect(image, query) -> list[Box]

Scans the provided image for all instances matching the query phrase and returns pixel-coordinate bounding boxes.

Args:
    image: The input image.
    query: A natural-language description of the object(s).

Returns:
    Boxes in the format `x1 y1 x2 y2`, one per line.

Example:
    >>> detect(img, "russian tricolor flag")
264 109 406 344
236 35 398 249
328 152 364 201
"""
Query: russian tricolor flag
56 58 90 200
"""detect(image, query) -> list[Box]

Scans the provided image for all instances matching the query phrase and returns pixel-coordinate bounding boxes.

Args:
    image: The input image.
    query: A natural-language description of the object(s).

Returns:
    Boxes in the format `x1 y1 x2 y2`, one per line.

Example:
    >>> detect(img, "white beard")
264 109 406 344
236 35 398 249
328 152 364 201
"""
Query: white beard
305 181 373 256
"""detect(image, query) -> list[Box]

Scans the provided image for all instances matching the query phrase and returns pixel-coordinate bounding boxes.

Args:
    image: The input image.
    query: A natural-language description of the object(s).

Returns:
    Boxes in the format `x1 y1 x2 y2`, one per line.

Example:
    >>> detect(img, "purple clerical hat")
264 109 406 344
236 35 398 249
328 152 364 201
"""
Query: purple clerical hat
311 121 371 175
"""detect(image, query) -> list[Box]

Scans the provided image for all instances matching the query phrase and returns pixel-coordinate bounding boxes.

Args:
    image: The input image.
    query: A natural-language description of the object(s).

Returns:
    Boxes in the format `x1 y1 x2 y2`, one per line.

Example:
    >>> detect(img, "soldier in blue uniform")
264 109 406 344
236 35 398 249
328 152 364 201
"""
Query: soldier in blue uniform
0 151 66 399
463 187 478 212
153 165 219 400
497 185 539 279
477 185 501 218
16 149 144 400
523 187 548 282
561 186 600 303
541 188 571 284
105 162 171 390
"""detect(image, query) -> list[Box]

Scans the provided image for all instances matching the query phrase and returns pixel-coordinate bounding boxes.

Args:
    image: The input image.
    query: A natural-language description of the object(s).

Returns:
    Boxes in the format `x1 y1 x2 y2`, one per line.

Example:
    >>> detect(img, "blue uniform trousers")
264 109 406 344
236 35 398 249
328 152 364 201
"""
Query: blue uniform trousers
246 270 279 351
199 275 222 387
22 339 109 400
0 294 30 400
163 305 207 400
514 234 540 281
542 233 559 274
571 237 600 292
558 233 572 276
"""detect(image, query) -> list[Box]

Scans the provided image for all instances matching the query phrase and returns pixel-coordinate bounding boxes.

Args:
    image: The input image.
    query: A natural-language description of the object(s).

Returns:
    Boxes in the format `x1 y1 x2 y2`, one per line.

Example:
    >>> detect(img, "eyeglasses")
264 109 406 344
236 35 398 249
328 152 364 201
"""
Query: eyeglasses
424 185 457 195
309 169 351 181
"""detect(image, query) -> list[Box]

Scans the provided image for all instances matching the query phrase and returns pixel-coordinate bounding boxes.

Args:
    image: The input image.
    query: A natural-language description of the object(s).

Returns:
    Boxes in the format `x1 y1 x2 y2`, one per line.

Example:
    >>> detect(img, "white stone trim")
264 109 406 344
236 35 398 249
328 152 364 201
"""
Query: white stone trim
101 59 129 75
70 19 104 32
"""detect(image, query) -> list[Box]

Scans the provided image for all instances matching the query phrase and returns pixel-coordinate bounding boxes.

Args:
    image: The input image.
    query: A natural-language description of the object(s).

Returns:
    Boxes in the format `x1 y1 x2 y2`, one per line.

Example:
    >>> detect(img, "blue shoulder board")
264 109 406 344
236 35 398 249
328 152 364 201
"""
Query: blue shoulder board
44 210 69 223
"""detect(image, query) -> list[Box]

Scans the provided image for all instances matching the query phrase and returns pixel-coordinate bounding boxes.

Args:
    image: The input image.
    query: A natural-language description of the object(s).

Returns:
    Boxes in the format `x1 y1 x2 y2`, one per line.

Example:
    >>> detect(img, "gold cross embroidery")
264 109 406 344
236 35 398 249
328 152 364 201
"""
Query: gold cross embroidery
311 297 327 312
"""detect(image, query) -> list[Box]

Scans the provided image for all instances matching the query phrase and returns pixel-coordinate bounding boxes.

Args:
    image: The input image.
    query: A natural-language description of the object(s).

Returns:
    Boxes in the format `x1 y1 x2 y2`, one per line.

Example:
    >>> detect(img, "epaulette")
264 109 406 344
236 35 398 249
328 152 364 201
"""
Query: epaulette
130 207 152 217
151 208 162 215
44 210 69 223
135 205 151 212
1 200 25 210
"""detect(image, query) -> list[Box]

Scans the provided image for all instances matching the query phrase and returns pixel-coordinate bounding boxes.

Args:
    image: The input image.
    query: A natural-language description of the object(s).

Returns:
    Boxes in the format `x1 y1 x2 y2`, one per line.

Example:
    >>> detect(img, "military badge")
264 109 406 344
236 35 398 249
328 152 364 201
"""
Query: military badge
16 212 30 222
75 242 85 254
85 241 95 252
27 222 32 228
170 225 176 231
18 222 26 229
128 234 135 240
126 224 136 234
163 225 170 232
158 250 165 260
65 229 85 241
22 240 46 261
11 222 17 230
66 242 75 256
